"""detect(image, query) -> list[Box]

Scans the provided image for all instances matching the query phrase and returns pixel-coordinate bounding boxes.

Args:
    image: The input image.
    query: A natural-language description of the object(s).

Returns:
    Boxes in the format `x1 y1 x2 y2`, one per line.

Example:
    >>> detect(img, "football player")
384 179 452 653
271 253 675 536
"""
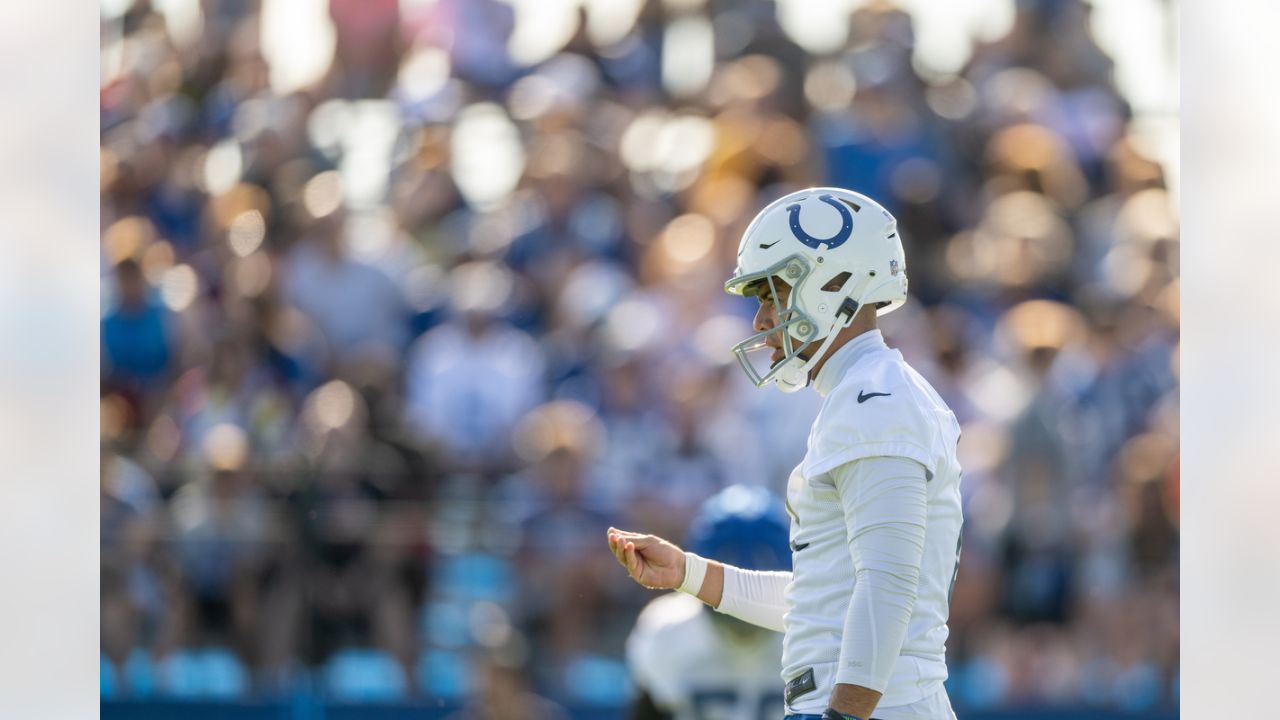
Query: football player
609 188 963 720
627 485 791 720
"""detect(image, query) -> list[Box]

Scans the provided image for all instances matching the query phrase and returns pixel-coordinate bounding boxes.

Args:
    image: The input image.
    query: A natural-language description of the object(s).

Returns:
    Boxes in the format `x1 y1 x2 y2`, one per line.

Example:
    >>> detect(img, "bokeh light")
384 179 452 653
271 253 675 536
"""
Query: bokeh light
303 171 344 219
102 216 156 265
159 264 198 312
450 104 525 211
511 400 605 464
140 241 175 285
227 210 266 258
202 423 249 473
231 252 273 298
202 140 243 195
304 379 358 434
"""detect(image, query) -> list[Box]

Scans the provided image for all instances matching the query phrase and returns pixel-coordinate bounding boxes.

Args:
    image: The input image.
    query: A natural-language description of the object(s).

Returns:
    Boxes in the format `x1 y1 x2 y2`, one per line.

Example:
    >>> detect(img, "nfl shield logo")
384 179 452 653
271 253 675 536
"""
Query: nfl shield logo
889 259 899 276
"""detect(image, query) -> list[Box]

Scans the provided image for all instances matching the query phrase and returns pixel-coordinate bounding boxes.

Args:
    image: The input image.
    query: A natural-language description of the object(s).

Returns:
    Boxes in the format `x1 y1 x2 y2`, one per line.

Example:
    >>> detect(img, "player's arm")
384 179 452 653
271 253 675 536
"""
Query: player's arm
607 529 791 631
826 456 930 719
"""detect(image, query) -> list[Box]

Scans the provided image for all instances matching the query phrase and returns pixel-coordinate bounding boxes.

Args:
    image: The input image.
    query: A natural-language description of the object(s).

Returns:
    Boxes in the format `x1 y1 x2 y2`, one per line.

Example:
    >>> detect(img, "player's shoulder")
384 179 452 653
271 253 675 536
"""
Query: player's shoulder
821 347 932 426
805 347 954 478
626 593 714 699
634 591 705 634
627 593 710 667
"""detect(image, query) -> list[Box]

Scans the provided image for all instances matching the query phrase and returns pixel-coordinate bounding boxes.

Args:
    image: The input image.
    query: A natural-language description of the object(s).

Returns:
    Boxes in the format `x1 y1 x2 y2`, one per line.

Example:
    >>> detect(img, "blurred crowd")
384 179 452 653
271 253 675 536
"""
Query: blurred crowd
100 0 1178 713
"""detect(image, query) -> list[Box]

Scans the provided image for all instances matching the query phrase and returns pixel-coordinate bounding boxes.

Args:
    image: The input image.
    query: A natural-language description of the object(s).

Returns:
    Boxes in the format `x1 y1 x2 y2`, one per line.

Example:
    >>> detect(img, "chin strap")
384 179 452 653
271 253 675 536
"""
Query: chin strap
782 311 854 388
776 279 876 391
772 272 899 392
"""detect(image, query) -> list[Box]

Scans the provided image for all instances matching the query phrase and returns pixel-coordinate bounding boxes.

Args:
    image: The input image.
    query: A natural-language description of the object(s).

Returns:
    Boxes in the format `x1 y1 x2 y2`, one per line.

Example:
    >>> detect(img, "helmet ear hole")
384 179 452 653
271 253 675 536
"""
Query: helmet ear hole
820 271 852 292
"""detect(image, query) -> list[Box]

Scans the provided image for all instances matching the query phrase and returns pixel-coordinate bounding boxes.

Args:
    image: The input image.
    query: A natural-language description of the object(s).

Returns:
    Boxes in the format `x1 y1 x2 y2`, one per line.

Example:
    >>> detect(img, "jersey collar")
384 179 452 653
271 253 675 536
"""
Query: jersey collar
812 329 886 398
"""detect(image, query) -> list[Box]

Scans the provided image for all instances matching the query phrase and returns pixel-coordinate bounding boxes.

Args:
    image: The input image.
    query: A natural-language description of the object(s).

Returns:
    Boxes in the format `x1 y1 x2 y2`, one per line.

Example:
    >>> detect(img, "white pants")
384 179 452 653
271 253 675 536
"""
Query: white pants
785 686 957 720
868 687 957 720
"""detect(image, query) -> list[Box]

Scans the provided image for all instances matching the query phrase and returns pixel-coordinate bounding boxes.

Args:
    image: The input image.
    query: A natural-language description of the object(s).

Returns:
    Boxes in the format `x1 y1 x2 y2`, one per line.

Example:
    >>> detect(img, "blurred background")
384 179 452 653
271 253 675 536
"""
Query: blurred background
98 0 1179 718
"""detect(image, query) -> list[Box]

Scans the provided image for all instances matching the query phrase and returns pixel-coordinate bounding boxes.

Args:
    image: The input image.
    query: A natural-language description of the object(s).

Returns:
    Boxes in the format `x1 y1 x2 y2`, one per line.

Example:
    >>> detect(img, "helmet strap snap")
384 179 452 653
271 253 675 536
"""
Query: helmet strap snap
837 297 860 323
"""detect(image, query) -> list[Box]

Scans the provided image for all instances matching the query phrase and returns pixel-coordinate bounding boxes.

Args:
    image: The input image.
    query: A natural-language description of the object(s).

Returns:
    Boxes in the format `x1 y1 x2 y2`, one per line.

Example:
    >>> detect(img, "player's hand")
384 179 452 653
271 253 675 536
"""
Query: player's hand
606 527 686 590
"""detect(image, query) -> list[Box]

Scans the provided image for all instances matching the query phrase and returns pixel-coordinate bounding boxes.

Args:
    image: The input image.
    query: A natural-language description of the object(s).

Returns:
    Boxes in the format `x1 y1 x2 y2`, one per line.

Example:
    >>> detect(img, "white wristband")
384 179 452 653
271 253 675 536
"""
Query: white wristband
677 552 708 596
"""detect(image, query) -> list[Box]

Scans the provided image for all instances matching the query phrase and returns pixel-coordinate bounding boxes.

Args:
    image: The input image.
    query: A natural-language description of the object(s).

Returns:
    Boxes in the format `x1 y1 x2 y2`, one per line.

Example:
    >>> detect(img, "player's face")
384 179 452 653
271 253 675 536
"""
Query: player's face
751 279 793 367
751 278 822 367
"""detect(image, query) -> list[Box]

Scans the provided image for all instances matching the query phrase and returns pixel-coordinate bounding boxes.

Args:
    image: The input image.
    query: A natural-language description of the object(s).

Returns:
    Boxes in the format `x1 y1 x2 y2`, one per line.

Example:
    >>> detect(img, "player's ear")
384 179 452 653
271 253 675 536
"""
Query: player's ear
821 272 852 292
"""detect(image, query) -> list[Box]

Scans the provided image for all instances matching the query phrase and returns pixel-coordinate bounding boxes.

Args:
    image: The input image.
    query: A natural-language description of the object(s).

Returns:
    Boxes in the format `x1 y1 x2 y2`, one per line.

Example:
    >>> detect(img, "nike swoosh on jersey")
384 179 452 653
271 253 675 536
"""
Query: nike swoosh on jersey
790 540 810 552
758 239 782 249
857 390 892 403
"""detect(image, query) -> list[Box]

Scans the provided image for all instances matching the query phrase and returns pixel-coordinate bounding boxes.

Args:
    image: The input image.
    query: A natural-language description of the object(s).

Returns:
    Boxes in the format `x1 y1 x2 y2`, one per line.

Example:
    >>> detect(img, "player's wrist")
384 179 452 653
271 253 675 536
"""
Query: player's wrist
820 710 866 720
676 552 708 595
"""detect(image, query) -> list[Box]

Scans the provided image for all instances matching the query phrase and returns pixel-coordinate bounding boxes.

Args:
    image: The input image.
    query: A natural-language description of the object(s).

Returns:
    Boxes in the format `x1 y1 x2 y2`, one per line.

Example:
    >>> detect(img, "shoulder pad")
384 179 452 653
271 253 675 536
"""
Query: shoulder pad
803 361 936 479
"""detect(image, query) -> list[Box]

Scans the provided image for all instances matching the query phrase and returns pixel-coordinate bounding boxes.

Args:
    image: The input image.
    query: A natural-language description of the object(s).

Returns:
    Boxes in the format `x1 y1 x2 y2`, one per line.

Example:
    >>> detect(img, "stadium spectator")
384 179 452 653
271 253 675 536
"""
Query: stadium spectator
102 255 173 392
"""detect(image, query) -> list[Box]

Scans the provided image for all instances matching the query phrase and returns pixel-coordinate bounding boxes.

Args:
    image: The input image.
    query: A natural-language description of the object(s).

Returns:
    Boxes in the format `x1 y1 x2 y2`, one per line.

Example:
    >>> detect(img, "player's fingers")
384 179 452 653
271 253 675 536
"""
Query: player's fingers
627 534 659 550
608 530 632 560
625 542 642 578
608 534 627 566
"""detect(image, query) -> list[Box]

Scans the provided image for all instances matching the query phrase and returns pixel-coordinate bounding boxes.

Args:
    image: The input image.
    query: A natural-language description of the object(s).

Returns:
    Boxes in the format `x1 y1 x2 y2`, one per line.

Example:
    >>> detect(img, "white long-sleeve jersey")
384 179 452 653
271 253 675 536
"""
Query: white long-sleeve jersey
714 330 964 715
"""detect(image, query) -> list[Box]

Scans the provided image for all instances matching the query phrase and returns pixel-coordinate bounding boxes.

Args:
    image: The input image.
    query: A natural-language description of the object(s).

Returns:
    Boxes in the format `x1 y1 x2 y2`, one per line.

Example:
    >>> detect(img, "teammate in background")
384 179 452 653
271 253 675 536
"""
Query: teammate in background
608 188 963 720
627 485 790 720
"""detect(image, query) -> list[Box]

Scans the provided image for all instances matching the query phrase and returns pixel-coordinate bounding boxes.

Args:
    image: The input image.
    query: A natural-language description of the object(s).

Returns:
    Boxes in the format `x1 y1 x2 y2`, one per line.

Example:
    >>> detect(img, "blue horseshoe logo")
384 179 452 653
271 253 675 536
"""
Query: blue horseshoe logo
785 194 854 250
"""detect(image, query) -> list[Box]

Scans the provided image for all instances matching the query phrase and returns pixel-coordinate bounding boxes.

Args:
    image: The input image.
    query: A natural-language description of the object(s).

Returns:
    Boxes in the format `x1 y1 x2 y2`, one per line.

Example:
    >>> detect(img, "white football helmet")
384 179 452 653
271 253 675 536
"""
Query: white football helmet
724 187 908 392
